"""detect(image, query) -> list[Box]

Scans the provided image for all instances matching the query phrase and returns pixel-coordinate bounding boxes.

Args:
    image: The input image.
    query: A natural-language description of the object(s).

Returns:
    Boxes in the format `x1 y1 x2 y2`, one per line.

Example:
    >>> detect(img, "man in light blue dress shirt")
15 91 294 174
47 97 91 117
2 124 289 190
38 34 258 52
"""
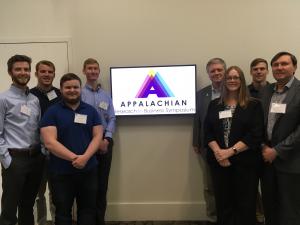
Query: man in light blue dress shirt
81 58 116 225
0 55 45 225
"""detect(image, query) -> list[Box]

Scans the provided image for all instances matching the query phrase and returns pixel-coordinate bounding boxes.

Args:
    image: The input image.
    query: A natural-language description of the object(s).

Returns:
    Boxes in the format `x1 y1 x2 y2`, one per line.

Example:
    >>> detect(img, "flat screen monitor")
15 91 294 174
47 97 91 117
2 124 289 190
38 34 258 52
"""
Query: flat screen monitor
110 64 196 116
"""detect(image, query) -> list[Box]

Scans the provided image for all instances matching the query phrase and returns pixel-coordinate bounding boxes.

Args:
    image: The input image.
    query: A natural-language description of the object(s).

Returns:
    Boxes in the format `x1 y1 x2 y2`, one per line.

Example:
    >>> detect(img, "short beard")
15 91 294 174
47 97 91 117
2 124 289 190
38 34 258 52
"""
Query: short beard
12 76 30 87
63 96 80 105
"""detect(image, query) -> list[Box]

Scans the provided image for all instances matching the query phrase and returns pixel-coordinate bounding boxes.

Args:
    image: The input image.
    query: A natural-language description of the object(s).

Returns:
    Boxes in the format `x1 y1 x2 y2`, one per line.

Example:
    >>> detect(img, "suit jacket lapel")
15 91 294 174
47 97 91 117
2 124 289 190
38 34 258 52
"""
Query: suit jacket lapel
283 78 300 106
203 86 212 112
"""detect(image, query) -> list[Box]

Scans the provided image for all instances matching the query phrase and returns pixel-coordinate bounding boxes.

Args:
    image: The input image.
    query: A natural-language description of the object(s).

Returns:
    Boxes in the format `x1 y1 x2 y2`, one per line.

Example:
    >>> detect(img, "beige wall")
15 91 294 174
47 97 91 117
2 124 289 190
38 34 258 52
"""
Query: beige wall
1 0 300 221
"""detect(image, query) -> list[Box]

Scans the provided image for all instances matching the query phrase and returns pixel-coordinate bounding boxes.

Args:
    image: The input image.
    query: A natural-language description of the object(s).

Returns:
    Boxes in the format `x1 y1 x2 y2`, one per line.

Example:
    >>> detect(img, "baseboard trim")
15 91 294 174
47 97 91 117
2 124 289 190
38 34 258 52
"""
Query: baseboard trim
106 201 207 221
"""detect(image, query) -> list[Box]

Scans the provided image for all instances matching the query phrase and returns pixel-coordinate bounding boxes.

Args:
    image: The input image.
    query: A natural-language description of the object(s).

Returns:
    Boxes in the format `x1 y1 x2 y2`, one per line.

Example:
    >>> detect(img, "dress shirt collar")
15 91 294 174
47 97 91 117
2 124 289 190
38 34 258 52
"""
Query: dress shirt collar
211 85 221 100
274 76 294 93
211 85 219 93
10 84 30 96
84 83 101 92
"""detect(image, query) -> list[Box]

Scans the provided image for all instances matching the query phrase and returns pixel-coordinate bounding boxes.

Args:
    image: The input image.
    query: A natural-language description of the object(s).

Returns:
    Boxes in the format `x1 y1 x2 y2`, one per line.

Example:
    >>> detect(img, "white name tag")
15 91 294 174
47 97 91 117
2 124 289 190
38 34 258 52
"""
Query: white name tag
99 101 108 110
20 104 31 116
219 110 232 119
47 90 58 101
74 113 87 124
270 103 286 114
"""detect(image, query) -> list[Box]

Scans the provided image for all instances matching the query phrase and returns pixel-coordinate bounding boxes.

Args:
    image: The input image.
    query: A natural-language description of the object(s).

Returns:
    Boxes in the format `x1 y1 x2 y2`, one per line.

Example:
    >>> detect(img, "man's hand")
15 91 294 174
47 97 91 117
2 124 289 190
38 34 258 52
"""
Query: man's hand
99 139 109 154
193 146 201 154
262 145 278 163
72 155 88 169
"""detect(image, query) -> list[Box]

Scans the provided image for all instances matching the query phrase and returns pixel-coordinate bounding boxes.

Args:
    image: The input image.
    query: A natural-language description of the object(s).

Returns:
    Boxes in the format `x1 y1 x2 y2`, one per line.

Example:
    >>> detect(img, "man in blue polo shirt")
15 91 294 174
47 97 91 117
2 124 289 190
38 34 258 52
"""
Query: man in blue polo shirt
40 73 103 225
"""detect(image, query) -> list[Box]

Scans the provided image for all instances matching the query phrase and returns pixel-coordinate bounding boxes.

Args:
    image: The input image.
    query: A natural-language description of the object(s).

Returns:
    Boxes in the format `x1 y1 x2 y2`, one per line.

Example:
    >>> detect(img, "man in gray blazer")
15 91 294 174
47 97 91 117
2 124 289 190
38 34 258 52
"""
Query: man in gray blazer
261 51 300 225
192 58 226 224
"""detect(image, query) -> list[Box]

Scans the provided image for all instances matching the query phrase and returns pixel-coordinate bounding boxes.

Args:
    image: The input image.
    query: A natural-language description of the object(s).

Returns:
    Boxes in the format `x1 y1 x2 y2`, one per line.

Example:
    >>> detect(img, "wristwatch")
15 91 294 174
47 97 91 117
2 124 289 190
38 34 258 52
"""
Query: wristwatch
232 147 238 155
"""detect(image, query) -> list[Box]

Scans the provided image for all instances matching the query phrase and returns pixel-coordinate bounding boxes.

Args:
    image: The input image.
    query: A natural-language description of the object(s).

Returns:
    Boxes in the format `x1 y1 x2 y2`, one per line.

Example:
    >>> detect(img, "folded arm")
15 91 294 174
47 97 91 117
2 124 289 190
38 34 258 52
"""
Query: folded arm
41 126 78 161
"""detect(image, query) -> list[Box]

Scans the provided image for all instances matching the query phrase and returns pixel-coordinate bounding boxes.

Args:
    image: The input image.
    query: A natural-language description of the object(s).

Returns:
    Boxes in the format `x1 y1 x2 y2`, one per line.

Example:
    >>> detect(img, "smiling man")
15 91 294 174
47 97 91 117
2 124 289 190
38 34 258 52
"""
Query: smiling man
31 60 61 114
30 60 61 225
192 58 226 225
0 55 44 225
81 58 116 225
261 51 300 225
40 73 103 225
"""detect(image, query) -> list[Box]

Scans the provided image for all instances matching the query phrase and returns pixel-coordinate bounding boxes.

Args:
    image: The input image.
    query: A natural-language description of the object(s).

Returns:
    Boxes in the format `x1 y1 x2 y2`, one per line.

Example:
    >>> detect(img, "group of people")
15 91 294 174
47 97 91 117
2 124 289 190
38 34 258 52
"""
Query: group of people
0 51 299 225
0 55 116 225
193 52 300 225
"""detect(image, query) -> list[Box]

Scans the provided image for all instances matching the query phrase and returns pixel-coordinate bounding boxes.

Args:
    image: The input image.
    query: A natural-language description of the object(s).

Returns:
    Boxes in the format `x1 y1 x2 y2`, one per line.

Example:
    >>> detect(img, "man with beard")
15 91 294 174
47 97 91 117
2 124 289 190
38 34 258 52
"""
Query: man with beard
40 73 103 225
0 54 45 225
30 60 61 225
81 58 116 225
193 58 226 225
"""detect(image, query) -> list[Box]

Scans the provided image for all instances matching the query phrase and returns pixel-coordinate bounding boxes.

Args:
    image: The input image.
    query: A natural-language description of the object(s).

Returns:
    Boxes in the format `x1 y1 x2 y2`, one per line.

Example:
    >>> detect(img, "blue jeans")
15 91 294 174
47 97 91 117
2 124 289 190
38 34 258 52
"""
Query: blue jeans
49 167 98 225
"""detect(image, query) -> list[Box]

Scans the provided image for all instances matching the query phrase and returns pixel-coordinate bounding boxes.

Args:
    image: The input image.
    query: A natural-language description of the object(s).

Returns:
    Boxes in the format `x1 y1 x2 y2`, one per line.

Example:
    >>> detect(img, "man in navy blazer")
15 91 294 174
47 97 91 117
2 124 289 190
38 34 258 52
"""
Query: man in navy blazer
192 58 226 224
261 51 300 225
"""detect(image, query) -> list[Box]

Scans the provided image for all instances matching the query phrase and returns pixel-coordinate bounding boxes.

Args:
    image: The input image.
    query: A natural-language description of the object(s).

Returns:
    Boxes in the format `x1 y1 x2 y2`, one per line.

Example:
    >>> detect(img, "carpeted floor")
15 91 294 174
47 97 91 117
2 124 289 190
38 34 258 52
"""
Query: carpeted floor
45 221 213 225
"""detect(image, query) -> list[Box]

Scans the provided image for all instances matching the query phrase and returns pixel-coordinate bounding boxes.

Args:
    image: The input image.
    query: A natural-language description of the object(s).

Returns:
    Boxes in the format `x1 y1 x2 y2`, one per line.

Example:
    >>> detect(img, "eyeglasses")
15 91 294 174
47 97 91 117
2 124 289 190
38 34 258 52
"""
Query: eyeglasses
226 76 240 81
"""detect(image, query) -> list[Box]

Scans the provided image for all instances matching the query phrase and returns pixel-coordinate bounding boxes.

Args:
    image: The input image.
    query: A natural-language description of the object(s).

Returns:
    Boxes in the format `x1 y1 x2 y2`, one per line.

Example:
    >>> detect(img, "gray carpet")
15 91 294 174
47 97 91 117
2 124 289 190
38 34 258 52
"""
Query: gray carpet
45 221 211 225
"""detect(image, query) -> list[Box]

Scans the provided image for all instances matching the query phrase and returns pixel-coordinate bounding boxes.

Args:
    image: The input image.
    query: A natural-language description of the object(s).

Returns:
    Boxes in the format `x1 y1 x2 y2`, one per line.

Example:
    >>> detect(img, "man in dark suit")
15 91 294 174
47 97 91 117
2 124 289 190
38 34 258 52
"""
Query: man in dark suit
248 58 269 225
261 51 300 225
193 58 226 224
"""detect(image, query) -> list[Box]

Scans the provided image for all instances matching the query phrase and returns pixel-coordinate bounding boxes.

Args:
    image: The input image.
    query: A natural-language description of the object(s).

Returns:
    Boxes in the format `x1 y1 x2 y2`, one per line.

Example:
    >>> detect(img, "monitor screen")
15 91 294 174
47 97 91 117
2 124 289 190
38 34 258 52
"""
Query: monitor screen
110 64 196 116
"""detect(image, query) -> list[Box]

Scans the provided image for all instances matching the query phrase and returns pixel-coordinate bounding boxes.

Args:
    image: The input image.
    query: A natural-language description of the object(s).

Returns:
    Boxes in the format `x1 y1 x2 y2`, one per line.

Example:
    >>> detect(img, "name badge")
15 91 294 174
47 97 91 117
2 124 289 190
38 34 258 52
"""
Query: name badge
270 103 286 114
99 101 108 110
47 90 58 101
20 104 31 116
219 110 232 119
74 113 87 124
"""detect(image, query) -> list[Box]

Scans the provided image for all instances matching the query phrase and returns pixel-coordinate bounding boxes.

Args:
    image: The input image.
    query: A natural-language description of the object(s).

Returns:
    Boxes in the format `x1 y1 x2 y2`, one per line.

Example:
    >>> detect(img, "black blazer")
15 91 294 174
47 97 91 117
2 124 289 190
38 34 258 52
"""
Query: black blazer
204 98 264 166
193 85 212 150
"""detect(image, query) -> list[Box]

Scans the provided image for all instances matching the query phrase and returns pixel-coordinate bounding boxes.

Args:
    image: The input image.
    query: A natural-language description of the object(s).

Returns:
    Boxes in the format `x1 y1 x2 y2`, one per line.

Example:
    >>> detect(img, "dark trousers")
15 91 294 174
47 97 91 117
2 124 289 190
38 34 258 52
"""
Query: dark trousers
49 167 98 225
36 158 55 225
0 153 45 225
96 141 113 225
277 171 300 225
261 163 279 225
210 163 259 225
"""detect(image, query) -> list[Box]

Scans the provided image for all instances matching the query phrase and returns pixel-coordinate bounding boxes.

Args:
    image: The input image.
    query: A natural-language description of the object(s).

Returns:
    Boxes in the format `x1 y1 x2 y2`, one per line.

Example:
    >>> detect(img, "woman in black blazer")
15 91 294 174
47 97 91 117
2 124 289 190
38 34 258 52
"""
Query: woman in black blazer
204 66 264 225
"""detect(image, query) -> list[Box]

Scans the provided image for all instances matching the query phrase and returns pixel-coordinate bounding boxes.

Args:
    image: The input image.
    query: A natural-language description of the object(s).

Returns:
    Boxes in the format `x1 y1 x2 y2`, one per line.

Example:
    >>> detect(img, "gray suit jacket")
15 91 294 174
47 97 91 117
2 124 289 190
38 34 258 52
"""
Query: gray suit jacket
261 77 300 173
193 85 212 152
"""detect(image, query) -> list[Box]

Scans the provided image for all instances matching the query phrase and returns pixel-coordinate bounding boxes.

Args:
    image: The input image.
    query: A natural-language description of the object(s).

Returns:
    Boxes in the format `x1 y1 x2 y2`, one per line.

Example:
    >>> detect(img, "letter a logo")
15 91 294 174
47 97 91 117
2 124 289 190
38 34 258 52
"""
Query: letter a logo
136 70 174 98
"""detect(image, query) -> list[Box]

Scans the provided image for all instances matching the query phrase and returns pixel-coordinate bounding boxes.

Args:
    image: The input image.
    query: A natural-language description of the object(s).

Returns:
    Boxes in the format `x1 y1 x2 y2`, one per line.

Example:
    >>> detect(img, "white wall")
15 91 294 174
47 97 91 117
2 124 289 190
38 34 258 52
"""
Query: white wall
0 42 70 89
1 0 300 221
